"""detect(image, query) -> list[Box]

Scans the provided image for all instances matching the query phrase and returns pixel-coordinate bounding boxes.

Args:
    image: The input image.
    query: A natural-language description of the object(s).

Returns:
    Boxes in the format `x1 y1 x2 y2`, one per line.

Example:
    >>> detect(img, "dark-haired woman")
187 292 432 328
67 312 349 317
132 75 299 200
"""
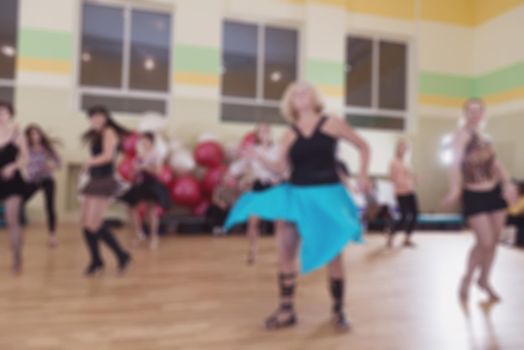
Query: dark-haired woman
23 124 61 247
80 106 131 276
0 101 28 273
120 132 171 250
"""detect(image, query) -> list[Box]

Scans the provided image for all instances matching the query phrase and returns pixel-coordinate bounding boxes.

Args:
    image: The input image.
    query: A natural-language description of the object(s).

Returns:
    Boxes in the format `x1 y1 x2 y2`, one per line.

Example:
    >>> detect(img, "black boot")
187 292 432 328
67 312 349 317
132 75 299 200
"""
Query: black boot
265 272 298 330
330 278 351 332
97 225 131 274
83 229 104 276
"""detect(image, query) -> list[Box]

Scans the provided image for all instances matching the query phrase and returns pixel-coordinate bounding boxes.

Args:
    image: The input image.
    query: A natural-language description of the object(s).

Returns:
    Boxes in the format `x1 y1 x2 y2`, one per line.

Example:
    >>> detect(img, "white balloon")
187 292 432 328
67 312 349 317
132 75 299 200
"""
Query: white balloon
169 138 185 152
170 149 196 173
197 132 219 143
138 112 167 132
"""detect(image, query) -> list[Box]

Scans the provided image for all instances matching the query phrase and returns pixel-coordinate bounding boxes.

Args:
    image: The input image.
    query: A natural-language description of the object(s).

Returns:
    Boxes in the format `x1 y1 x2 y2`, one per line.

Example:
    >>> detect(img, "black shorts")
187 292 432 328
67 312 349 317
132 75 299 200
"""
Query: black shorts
462 184 507 218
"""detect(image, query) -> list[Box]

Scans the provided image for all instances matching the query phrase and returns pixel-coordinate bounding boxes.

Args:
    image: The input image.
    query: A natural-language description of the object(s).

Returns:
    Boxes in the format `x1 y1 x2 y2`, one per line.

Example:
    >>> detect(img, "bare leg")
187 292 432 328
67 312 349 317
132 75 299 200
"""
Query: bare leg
462 214 495 301
130 207 146 242
275 221 299 274
5 196 23 274
149 204 159 250
266 221 299 329
327 254 344 279
477 210 506 301
246 216 260 265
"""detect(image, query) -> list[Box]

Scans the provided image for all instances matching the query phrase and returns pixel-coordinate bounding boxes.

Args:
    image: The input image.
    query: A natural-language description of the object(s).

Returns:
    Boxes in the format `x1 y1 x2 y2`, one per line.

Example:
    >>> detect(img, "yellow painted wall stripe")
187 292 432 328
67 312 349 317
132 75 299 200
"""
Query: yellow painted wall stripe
483 86 524 105
283 0 523 26
421 86 524 107
318 85 344 98
346 0 414 21
174 72 219 87
418 94 464 108
17 57 71 74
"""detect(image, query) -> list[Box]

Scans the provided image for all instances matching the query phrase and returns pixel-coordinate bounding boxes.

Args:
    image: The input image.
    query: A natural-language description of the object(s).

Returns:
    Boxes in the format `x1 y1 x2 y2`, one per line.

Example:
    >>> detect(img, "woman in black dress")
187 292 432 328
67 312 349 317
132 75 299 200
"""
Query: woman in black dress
80 106 131 276
0 101 28 273
120 132 171 249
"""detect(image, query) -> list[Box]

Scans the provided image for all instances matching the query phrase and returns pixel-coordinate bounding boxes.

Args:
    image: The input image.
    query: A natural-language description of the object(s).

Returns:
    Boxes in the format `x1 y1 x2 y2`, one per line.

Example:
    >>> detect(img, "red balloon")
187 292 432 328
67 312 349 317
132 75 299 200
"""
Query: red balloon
192 199 210 216
117 155 135 182
122 133 139 157
194 141 224 168
157 165 174 186
202 165 227 195
171 175 202 207
241 132 257 149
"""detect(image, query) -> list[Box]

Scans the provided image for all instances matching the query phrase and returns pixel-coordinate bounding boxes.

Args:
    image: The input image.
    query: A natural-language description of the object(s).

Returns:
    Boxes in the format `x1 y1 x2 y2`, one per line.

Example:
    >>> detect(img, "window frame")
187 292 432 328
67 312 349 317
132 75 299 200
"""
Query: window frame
220 18 302 119
0 0 19 104
76 0 174 116
344 32 411 124
0 79 16 100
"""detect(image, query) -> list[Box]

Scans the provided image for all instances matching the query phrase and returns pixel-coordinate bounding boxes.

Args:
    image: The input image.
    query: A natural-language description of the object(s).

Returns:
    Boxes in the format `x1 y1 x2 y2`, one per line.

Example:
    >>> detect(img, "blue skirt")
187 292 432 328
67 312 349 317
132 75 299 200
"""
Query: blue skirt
224 183 363 274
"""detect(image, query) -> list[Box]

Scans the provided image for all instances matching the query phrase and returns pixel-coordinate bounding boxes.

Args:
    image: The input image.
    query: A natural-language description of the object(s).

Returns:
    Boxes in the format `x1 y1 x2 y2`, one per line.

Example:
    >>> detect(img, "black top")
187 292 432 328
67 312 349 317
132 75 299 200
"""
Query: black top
0 137 26 199
0 142 19 169
289 116 339 186
89 133 114 178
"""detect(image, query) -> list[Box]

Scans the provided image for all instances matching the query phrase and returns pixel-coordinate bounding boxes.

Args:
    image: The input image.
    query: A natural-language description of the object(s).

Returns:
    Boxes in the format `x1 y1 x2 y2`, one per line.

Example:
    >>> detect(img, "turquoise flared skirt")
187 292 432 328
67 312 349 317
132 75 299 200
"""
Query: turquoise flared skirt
224 183 363 274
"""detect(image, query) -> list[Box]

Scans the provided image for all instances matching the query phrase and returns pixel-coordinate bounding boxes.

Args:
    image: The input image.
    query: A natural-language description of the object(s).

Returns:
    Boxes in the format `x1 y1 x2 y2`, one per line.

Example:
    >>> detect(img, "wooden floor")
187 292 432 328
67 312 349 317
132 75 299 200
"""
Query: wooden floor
1 225 524 350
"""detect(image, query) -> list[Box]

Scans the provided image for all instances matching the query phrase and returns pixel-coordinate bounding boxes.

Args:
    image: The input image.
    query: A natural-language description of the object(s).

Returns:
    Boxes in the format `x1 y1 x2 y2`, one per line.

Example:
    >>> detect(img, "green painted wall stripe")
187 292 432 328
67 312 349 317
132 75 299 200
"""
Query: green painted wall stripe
305 59 344 86
475 61 524 96
420 62 524 100
174 45 220 74
18 28 73 61
419 72 474 98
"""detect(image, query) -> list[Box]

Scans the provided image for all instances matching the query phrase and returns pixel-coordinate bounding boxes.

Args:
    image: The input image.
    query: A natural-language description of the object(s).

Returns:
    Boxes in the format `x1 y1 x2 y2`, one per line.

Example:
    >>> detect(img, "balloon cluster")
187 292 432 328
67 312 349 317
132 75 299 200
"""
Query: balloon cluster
116 115 243 217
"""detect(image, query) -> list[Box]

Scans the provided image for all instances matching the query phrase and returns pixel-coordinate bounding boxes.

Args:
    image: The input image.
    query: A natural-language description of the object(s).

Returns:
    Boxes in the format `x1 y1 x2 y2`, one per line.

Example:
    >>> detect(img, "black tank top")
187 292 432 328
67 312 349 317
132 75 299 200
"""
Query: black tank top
89 133 114 178
0 142 19 169
289 116 339 186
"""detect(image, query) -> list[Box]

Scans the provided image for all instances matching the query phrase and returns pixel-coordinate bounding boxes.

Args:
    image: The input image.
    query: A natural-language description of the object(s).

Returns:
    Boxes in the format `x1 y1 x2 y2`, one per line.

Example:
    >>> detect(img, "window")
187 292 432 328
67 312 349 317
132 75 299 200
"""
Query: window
79 2 172 114
221 21 298 123
0 0 18 104
345 36 408 130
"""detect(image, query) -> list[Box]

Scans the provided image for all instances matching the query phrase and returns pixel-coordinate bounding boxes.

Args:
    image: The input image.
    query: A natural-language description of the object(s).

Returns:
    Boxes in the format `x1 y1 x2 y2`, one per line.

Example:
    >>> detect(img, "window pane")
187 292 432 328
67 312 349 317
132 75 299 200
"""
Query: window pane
0 0 18 80
80 4 124 88
0 86 14 104
263 27 297 101
81 94 166 114
379 41 407 110
221 102 283 124
129 10 171 92
222 21 258 98
345 37 372 107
